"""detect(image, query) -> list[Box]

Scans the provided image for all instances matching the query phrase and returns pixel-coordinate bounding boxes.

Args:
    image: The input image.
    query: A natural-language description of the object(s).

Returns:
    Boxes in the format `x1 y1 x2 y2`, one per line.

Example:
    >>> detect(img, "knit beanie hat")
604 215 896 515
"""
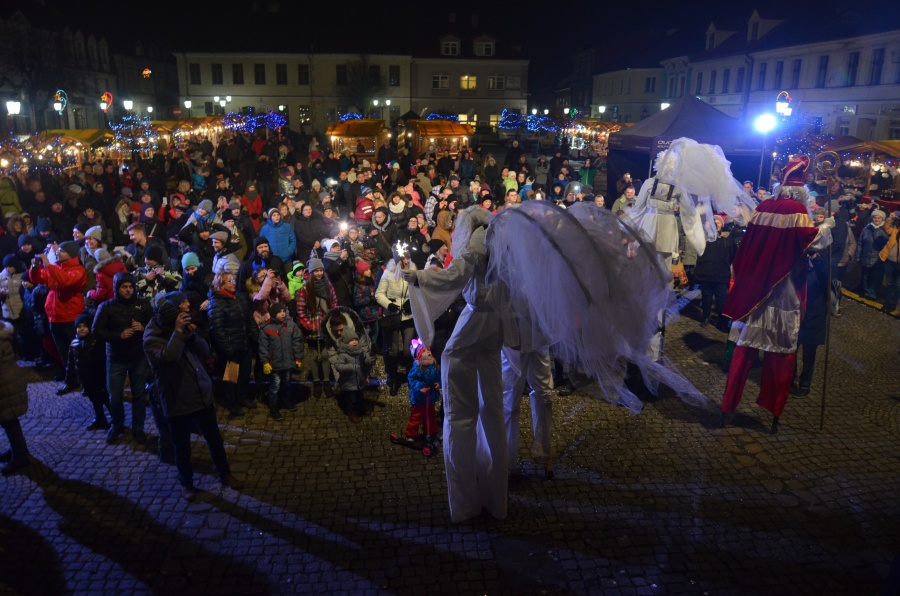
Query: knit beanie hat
181 251 202 269
74 222 91 235
267 207 281 219
75 312 94 330
145 244 164 264
36 217 52 232
154 291 186 326
321 238 338 252
210 231 229 243
58 241 81 259
2 254 22 270
292 260 305 274
85 225 103 241
307 257 324 271
344 330 359 343
17 235 33 248
425 239 445 254
355 259 370 275
872 209 886 220
197 199 214 213
228 200 241 210
268 302 287 319
254 236 270 249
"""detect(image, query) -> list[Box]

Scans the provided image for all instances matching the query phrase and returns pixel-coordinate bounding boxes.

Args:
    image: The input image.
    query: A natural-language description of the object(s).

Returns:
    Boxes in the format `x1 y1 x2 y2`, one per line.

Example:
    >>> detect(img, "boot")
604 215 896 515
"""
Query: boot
700 316 710 328
384 355 400 396
793 384 810 397
313 381 323 399
770 416 780 435
716 317 731 333
323 382 334 398
87 397 110 431
270 406 283 421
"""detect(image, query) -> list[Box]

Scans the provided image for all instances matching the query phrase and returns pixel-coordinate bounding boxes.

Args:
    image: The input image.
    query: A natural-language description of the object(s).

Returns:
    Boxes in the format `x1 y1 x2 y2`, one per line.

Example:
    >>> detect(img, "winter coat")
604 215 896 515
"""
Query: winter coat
856 223 889 268
878 218 900 263
87 253 128 305
0 177 22 218
212 249 241 277
375 262 414 324
293 212 326 261
258 318 305 371
296 278 338 340
0 268 24 320
322 306 373 363
143 317 214 418
286 270 305 301
353 279 380 323
92 288 153 362
207 288 249 359
260 219 296 263
245 273 291 328
133 263 182 303
40 257 87 324
64 333 107 394
407 361 441 407
693 232 736 284
534 160 551 187
330 346 372 392
0 321 27 423
797 254 828 346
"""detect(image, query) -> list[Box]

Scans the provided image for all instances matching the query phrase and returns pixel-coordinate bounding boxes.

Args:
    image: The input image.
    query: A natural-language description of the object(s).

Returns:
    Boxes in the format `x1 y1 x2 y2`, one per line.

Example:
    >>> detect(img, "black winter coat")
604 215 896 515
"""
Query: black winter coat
92 295 153 362
207 288 249 359
64 334 107 393
693 233 736 284
798 254 828 346
143 317 214 418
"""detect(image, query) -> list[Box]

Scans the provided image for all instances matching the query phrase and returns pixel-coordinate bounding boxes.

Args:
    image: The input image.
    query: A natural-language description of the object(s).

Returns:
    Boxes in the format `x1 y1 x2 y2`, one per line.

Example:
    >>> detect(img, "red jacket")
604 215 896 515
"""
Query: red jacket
40 257 87 323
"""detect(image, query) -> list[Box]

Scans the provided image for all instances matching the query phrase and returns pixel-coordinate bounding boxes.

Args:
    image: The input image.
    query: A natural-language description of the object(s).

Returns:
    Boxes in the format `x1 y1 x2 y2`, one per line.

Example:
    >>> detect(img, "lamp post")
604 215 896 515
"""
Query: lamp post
123 99 133 112
184 99 192 118
754 113 777 190
597 105 606 121
6 101 20 135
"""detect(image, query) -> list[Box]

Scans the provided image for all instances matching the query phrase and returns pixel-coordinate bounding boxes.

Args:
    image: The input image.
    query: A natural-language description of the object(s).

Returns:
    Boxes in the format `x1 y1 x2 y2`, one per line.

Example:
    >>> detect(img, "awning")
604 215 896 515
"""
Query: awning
42 129 114 145
325 119 388 137
835 140 900 158
150 120 183 133
406 120 474 137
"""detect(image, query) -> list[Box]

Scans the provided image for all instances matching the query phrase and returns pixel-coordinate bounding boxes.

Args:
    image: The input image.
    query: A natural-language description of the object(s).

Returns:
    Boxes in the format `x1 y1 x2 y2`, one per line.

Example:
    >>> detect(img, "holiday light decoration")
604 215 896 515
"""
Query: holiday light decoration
425 112 459 122
339 112 363 122
109 113 158 157
142 67 152 78
0 133 82 175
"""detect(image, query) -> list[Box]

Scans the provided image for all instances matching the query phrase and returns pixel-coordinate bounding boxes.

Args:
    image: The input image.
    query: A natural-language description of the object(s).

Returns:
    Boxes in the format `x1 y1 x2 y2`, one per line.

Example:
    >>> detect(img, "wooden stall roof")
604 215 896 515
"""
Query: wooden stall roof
835 140 900 158
406 120 475 136
42 129 114 144
325 119 387 137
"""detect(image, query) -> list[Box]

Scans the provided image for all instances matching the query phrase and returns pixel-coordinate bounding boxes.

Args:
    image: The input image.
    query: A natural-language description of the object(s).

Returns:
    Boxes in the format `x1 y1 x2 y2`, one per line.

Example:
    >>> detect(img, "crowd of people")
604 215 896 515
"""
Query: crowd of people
0 128 896 512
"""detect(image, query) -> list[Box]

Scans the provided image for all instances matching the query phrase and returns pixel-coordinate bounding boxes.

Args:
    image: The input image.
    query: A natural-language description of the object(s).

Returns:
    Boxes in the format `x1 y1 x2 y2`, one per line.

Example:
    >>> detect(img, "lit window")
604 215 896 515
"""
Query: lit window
460 75 477 90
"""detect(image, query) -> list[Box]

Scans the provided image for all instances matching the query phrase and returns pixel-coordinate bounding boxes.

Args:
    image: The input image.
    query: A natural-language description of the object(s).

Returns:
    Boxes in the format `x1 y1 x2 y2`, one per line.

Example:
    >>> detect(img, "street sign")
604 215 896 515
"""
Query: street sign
173 107 182 117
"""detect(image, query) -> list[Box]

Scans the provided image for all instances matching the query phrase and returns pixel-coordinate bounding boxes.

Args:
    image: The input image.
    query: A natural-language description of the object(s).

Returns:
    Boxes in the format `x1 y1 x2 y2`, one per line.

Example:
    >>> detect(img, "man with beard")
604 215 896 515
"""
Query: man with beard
238 236 283 290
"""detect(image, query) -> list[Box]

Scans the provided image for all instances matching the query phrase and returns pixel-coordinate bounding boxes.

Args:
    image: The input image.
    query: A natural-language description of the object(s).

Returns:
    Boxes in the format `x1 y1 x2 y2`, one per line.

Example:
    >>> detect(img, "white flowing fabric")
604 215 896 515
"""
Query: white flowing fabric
407 209 508 523
487 201 708 413
502 346 554 468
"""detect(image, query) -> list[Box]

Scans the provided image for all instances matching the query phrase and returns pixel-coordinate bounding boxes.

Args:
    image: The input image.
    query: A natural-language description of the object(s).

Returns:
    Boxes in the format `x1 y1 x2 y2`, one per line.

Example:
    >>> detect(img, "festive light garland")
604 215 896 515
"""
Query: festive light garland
0 133 83 175
339 112 363 122
425 112 459 122
109 113 158 155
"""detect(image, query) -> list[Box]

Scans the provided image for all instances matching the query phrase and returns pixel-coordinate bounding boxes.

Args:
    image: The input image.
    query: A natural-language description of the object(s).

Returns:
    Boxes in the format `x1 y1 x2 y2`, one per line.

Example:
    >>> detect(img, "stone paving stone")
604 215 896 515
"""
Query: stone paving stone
1 297 899 593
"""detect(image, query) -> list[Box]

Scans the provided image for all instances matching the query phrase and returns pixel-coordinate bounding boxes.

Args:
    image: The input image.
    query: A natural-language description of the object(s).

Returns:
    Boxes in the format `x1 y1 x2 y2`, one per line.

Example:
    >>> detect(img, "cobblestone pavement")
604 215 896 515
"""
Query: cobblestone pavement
1 295 899 595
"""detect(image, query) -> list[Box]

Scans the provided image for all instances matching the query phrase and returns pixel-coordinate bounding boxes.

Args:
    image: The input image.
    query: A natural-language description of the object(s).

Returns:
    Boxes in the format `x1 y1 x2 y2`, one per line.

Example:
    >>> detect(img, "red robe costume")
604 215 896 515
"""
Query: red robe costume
721 157 819 420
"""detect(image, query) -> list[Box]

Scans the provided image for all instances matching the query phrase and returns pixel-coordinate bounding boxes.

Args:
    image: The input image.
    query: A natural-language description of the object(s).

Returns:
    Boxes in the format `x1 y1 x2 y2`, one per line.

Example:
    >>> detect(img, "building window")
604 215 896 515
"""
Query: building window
488 75 505 90
506 76 521 90
441 41 459 56
432 73 449 89
790 59 801 89
276 64 287 85
298 64 309 85
457 113 476 124
846 51 859 87
254 63 266 85
707 32 715 49
644 76 656 94
474 42 495 57
389 65 400 86
232 63 244 85
816 55 829 88
460 75 477 90
211 63 223 85
326 108 336 123
774 61 783 89
888 119 900 140
722 69 730 93
757 62 767 91
489 113 501 130
695 72 703 95
837 116 850 136
869 48 885 85
298 105 311 123
708 71 717 95
189 63 201 85
735 67 745 93
368 65 381 86
336 64 348 86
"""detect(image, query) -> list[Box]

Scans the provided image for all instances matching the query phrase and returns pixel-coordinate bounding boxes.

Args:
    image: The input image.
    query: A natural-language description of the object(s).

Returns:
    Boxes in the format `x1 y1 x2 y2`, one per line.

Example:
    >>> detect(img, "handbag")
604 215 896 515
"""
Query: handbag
671 257 689 288
379 309 403 329
223 360 240 383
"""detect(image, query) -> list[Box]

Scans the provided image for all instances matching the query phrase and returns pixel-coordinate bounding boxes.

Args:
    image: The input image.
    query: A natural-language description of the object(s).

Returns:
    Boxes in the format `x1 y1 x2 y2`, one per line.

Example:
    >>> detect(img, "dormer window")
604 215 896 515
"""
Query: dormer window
707 31 715 49
441 41 460 56
474 41 494 57
750 22 759 41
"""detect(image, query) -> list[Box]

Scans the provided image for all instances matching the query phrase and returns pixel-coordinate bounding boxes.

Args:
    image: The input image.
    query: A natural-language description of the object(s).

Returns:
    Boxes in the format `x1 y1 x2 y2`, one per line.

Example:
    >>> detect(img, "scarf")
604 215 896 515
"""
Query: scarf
218 288 236 299
323 250 341 264
313 277 329 299
389 201 406 215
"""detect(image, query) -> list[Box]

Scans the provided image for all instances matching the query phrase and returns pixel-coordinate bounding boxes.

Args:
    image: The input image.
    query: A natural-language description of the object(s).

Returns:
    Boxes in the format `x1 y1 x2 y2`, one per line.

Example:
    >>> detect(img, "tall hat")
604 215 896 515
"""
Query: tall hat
776 155 810 202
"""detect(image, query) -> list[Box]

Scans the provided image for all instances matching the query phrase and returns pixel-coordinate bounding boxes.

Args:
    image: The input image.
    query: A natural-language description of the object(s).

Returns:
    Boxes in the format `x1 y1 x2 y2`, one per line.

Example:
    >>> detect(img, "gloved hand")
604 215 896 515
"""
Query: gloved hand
295 359 302 369
387 303 400 313
262 363 273 375
56 384 79 396
402 300 411 315
402 269 417 284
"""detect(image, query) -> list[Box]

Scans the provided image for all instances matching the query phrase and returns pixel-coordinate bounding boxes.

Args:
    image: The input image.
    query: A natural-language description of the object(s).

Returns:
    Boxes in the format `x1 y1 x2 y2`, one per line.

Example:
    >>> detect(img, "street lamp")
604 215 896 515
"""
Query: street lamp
184 99 192 117
532 108 538 115
123 99 133 111
543 109 549 115
147 106 153 114
597 105 606 121
661 102 671 110
754 113 777 190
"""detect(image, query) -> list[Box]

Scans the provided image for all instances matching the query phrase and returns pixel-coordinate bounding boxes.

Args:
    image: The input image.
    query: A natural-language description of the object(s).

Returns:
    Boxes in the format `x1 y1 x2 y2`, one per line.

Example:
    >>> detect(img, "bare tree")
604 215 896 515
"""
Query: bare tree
334 55 386 116
0 14 64 132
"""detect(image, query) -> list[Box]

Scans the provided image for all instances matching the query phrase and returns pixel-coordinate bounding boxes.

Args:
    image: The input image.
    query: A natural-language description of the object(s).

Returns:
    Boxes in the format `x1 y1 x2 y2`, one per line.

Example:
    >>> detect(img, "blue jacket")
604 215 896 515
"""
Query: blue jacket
407 361 440 407
260 219 296 263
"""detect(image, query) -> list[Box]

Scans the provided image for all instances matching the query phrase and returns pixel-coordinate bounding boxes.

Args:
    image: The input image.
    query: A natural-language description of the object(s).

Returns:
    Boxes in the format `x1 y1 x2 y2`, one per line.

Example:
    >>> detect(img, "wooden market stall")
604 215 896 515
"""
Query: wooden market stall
405 119 474 158
832 139 900 208
325 119 390 159
40 129 115 167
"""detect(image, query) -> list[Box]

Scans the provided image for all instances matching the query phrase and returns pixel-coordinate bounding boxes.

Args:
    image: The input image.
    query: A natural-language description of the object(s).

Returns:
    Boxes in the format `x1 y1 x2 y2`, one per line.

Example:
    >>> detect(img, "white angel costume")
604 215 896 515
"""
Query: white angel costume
628 137 757 258
405 206 509 523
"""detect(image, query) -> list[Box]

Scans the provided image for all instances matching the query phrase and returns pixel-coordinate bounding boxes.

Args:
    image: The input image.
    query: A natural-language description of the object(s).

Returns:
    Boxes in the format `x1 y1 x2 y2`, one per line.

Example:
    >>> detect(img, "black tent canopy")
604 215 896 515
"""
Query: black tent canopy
606 95 764 200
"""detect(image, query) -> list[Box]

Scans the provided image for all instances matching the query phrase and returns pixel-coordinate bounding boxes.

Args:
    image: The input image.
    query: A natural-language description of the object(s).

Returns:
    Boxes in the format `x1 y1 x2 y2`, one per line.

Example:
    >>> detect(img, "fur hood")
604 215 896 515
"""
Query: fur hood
94 251 125 274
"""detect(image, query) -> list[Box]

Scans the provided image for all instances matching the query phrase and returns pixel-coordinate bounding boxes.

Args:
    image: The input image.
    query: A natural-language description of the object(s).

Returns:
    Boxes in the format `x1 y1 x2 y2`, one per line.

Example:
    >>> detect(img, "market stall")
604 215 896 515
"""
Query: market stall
832 140 900 208
325 119 390 159
404 119 474 158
